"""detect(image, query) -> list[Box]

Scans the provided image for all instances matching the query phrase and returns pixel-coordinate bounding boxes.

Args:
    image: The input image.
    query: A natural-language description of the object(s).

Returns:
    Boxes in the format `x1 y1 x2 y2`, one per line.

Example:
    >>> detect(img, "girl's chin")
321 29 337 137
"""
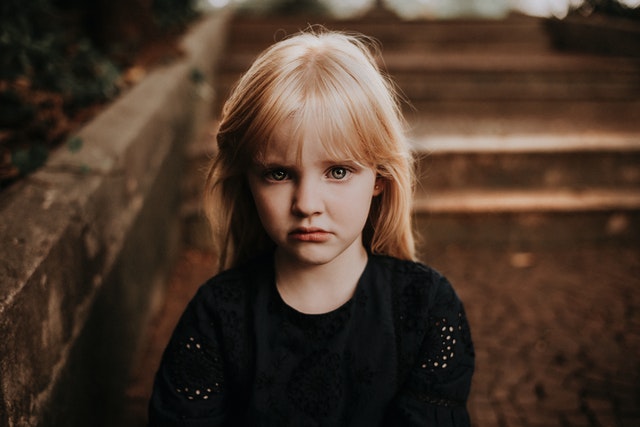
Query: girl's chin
275 240 365 269
276 245 341 267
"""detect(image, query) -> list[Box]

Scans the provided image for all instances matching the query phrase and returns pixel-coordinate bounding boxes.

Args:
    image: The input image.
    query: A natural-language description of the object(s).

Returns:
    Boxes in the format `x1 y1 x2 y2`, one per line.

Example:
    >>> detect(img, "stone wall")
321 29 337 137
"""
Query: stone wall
0 10 229 427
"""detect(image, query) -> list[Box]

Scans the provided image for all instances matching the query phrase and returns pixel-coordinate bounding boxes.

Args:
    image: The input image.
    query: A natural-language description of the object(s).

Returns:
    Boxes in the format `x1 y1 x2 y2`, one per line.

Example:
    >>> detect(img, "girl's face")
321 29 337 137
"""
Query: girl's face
247 122 382 269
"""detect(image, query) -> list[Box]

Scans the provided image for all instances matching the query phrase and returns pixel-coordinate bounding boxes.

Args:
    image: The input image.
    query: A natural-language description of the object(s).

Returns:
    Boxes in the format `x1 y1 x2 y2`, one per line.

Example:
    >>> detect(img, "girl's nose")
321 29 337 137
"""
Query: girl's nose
291 178 323 217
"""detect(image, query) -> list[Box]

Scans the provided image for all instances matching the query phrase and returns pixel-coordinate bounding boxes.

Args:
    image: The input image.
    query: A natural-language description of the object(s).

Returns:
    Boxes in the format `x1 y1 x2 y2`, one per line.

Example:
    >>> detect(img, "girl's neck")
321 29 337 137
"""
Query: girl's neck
274 245 368 315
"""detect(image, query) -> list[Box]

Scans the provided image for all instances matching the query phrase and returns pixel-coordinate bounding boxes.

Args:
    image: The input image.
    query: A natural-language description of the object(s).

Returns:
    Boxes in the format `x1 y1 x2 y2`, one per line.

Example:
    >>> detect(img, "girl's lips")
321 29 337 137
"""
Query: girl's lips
289 228 331 242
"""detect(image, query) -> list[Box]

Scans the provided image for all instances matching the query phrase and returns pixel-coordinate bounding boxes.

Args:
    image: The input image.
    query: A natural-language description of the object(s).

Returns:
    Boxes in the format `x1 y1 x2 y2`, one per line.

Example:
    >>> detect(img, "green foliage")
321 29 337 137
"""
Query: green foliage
578 0 640 19
0 0 121 187
1 0 60 81
153 0 199 30
0 0 198 188
0 2 120 102
59 40 121 108
270 0 328 15
238 0 329 16
11 144 49 175
0 90 34 128
189 67 205 84
66 136 83 153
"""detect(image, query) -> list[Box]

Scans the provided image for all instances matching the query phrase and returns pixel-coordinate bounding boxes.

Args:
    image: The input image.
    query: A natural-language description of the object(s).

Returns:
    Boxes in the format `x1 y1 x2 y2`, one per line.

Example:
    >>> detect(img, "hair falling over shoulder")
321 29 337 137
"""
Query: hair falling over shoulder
204 27 417 270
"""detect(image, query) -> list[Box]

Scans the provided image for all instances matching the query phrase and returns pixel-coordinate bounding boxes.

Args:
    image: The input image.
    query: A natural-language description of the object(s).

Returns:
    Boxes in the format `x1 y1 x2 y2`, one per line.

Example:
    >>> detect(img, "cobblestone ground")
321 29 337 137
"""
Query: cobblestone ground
126 243 640 427
425 244 640 427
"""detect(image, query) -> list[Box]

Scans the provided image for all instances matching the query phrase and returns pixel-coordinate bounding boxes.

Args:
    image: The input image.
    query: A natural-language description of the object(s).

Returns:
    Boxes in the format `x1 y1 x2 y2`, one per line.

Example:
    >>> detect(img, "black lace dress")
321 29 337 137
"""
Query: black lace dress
149 253 474 426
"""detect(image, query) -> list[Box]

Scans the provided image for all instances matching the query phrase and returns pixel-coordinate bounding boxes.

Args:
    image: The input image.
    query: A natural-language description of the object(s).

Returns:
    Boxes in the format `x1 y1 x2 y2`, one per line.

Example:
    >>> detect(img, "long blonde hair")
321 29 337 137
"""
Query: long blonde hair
204 28 416 269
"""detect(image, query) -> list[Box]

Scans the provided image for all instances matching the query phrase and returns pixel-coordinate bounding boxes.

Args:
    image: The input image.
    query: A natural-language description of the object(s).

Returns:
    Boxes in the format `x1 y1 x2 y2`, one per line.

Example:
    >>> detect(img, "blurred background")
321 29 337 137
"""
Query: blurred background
1 1 639 426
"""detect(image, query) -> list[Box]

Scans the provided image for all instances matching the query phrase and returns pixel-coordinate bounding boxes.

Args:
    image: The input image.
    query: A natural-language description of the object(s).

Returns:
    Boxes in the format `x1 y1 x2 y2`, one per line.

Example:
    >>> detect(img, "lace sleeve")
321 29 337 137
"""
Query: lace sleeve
148 286 227 427
386 275 475 426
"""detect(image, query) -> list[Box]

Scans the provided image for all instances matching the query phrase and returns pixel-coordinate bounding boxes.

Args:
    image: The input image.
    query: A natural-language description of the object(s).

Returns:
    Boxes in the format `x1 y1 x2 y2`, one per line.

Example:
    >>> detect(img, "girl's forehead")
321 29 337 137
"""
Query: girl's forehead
256 130 354 165
254 118 361 163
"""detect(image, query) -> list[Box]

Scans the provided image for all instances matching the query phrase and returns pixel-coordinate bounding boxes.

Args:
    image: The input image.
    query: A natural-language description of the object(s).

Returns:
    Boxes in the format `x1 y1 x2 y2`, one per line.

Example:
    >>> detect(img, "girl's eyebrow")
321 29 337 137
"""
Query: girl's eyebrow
252 152 365 168
257 159 362 169
252 160 294 169
324 159 365 168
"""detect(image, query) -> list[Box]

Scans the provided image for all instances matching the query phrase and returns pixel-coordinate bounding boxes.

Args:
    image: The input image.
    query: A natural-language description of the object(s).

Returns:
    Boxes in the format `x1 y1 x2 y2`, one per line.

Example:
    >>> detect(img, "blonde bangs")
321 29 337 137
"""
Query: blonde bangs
252 39 394 167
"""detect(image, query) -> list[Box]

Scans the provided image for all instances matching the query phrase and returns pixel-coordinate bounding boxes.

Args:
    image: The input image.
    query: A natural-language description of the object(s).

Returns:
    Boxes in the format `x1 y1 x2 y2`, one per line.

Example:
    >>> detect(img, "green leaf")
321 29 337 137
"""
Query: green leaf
66 136 83 152
12 144 49 175
190 67 205 84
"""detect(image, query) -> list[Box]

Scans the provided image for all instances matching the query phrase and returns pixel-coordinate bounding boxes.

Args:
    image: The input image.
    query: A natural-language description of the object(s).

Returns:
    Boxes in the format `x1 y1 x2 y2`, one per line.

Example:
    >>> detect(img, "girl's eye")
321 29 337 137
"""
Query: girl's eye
329 167 349 180
267 169 288 181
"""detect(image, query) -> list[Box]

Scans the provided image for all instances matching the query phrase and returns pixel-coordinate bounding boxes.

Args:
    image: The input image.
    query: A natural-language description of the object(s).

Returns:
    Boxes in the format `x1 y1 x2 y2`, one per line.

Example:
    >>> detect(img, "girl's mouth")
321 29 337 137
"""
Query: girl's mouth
289 228 331 242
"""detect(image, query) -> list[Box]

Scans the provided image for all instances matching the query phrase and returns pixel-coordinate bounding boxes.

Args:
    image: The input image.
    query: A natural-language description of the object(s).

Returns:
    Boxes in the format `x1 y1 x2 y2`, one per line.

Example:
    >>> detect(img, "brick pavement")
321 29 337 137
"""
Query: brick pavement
125 243 640 427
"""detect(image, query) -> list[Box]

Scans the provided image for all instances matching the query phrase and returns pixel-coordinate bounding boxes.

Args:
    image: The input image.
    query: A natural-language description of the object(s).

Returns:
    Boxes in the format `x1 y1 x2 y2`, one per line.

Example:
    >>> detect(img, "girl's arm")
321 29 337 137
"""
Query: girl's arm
385 276 475 426
148 286 228 427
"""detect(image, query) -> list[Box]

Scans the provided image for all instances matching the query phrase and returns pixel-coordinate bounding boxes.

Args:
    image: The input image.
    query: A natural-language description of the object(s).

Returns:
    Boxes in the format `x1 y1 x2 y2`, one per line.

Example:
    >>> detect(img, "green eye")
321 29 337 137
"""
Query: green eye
269 169 288 181
330 167 348 180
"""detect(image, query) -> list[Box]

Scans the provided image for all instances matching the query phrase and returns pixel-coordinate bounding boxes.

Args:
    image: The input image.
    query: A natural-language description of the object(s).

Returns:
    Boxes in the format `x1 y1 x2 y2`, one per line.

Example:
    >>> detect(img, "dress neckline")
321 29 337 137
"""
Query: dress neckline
270 254 372 320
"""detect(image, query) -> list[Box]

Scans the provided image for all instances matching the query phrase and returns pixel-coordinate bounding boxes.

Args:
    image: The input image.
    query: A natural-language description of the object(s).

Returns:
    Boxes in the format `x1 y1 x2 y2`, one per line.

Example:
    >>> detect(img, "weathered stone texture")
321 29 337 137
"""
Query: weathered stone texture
0 11 229 427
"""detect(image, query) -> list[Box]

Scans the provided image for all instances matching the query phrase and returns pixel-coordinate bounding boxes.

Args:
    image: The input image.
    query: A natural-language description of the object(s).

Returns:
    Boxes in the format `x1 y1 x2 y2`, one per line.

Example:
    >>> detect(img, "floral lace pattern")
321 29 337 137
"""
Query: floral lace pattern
287 350 344 418
419 302 473 377
168 335 224 401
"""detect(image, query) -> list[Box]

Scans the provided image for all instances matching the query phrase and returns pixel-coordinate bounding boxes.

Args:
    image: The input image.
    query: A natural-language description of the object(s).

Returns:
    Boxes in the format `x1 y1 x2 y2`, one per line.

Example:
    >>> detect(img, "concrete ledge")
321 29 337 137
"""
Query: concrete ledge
0 10 229 427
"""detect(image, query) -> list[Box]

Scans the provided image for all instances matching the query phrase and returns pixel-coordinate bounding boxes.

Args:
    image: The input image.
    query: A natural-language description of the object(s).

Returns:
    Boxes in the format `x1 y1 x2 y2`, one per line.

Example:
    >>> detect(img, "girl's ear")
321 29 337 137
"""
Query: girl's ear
373 177 384 196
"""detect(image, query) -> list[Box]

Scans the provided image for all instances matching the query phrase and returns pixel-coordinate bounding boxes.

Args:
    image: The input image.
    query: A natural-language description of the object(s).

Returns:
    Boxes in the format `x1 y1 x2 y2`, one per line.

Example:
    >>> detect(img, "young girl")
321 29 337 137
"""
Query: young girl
149 28 474 426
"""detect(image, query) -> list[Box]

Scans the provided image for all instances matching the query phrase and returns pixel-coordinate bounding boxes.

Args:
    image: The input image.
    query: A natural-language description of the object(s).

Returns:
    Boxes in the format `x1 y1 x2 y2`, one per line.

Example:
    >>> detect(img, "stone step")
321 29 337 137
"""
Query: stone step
216 50 640 114
392 74 639 103
412 133 640 247
415 188 640 214
220 49 640 74
216 52 640 104
414 189 640 249
216 14 640 112
224 13 550 53
405 100 640 133
413 133 640 193
388 53 640 102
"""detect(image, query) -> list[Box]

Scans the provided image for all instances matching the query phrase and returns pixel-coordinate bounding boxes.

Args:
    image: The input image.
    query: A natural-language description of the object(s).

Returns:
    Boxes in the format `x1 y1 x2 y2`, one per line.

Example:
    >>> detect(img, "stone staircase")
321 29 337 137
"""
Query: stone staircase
183 9 640 251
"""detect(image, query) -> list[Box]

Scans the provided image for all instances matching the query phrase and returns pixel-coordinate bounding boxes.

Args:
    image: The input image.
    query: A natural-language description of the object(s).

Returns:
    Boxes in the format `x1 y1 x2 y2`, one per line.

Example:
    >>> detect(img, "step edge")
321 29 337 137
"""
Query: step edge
413 189 640 213
410 133 640 153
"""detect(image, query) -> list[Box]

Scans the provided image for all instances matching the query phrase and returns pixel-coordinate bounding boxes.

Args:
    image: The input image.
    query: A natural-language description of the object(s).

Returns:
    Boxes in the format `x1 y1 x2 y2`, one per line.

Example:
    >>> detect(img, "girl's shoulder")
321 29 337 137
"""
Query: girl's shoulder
370 254 446 286
374 254 435 272
369 255 473 384
369 254 461 312
195 253 273 307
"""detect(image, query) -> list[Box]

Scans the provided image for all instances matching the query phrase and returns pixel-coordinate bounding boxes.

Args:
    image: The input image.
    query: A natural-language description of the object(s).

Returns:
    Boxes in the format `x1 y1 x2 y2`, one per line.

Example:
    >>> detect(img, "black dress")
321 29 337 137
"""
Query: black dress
149 253 474 426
